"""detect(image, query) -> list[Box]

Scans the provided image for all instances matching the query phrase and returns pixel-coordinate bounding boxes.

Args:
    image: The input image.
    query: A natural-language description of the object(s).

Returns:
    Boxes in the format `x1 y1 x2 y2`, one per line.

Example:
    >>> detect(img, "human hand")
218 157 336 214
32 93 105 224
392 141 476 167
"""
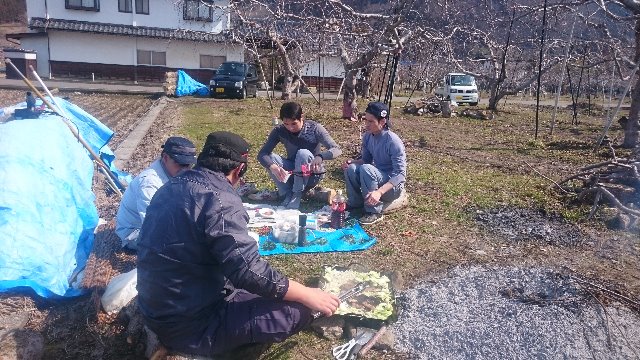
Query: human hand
303 288 340 317
341 159 353 171
270 164 289 182
310 155 323 173
365 190 382 206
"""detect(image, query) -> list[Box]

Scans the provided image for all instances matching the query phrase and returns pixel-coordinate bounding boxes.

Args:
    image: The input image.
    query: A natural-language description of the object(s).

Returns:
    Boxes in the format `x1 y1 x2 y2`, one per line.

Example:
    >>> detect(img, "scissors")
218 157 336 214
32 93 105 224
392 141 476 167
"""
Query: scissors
332 330 374 360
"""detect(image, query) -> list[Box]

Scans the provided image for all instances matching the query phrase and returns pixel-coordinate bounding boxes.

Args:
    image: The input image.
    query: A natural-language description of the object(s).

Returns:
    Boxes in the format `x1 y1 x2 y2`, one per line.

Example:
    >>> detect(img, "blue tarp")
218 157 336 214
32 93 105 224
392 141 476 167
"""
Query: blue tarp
258 221 376 256
176 70 209 97
0 97 119 298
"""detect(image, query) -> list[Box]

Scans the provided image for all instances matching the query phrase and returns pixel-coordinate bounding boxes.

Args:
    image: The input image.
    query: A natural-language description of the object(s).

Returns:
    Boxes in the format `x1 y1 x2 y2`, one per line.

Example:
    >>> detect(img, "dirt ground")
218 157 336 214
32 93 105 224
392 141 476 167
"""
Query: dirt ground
0 91 638 359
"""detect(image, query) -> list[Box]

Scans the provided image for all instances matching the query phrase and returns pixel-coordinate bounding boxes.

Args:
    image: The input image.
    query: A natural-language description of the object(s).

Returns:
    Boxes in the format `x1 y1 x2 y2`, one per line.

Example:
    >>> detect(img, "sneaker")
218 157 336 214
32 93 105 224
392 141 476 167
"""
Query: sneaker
248 189 279 201
360 212 384 225
236 182 258 197
284 192 302 209
280 192 292 207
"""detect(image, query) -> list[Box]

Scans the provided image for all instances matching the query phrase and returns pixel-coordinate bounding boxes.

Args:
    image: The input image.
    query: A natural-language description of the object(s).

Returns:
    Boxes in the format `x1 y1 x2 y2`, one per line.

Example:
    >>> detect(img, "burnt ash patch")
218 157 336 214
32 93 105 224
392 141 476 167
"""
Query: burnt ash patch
474 206 592 247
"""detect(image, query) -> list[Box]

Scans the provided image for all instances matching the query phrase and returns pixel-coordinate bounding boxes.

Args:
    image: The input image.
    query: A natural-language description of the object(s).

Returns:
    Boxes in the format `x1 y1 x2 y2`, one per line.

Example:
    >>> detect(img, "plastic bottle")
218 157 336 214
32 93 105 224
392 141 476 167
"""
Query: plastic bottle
330 190 347 229
298 214 307 246
272 116 279 126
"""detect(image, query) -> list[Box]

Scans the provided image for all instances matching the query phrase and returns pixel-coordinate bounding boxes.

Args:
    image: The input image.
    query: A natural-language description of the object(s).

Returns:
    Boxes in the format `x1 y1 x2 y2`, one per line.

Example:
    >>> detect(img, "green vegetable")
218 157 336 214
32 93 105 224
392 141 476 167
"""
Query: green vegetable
321 267 394 320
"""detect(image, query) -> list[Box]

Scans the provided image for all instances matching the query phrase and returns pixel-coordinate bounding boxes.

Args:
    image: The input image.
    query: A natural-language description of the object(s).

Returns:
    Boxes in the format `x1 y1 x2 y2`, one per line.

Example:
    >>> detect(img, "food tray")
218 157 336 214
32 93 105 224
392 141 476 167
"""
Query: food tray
320 266 396 323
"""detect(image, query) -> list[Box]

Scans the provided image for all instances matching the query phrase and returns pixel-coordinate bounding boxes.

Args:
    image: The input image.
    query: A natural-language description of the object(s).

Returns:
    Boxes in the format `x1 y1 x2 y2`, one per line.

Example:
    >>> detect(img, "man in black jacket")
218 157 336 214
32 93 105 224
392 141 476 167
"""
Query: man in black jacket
136 131 339 357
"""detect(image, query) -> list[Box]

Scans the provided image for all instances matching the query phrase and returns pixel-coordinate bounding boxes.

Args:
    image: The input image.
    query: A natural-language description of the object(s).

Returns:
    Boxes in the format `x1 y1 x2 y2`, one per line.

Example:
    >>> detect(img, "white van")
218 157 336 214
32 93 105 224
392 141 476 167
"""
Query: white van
434 73 479 106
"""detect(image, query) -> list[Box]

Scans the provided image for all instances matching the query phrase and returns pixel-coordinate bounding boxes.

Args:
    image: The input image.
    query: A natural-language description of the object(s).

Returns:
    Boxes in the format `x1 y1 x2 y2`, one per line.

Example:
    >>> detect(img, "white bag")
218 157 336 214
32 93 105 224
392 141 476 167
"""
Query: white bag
101 268 138 314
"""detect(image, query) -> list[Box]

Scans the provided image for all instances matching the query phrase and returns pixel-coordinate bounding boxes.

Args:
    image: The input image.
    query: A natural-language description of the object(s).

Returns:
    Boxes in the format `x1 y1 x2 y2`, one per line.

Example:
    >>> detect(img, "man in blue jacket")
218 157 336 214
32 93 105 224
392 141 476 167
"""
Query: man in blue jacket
137 131 339 357
342 102 407 225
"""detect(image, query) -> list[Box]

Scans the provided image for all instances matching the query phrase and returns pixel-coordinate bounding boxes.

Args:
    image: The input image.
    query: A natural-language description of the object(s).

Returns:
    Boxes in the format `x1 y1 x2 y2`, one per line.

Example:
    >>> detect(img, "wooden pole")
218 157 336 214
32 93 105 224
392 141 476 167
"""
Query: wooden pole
336 76 346 101
5 59 124 195
534 0 548 140
550 12 577 136
249 35 273 109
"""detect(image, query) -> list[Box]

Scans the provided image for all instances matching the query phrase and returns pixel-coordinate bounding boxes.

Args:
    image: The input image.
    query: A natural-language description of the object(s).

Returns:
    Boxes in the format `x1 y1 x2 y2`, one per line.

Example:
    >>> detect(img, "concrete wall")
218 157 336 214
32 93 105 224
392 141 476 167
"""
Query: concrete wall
45 31 242 68
26 0 230 33
19 37 50 76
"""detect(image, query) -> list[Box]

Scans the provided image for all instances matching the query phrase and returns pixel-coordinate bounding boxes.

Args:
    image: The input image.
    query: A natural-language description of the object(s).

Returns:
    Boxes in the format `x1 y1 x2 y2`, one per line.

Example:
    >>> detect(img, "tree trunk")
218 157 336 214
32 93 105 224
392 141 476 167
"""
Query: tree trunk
488 81 500 110
624 18 640 149
281 74 293 100
624 75 640 148
342 69 358 120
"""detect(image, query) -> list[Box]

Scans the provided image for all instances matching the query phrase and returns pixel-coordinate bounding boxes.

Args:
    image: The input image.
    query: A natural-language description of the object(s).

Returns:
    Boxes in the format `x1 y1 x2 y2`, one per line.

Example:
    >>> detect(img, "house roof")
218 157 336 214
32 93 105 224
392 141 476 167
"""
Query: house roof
29 17 235 43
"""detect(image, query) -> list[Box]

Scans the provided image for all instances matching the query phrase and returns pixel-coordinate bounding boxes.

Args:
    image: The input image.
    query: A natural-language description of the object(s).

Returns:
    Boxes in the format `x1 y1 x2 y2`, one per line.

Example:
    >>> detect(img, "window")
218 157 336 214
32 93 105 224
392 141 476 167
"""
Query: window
200 55 226 69
247 65 257 78
151 52 166 66
137 50 166 66
118 0 132 13
135 0 149 14
216 62 245 76
65 0 100 11
184 0 213 22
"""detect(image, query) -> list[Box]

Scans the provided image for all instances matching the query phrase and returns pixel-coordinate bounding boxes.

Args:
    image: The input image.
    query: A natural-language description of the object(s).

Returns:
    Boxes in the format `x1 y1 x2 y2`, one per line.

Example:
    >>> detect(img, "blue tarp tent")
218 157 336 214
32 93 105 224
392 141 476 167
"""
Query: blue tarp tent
176 70 209 97
0 97 120 298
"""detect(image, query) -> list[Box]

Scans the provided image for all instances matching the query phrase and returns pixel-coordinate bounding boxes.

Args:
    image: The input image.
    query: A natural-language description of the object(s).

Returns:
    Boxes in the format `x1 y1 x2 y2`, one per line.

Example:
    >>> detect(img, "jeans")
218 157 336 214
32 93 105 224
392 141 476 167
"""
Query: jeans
268 149 324 197
344 163 403 214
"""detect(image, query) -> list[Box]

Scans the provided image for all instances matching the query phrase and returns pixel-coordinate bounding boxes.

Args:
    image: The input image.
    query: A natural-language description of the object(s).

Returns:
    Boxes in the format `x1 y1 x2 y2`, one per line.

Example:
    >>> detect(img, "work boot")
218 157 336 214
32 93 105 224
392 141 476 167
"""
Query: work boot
284 192 302 209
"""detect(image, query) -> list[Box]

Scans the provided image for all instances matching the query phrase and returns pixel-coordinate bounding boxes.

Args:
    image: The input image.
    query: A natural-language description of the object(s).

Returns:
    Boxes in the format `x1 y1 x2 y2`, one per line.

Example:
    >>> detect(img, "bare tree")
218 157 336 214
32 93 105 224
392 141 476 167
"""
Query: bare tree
576 0 640 149
423 1 573 111
322 1 418 119
227 1 322 100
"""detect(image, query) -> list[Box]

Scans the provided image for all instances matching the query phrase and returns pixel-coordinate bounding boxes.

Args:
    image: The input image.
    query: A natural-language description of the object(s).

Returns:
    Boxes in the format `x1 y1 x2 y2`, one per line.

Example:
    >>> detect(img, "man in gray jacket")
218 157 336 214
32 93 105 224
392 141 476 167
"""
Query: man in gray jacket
137 131 339 357
257 102 341 209
342 102 407 225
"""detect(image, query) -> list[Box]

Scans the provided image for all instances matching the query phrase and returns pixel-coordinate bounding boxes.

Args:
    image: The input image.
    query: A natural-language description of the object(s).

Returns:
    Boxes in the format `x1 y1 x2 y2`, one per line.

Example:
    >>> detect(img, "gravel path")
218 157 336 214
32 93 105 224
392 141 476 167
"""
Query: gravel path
392 266 640 359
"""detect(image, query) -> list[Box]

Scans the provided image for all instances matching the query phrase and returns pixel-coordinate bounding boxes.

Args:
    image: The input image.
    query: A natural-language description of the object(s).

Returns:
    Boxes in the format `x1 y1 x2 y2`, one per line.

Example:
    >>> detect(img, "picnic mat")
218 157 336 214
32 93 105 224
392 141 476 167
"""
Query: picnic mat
257 218 376 255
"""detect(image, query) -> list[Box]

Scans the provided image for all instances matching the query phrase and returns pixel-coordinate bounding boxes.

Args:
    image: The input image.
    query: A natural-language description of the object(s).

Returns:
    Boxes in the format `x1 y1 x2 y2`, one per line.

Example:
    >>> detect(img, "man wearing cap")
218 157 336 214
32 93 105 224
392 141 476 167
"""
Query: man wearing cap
115 136 196 250
341 101 407 225
137 131 339 357
258 101 341 209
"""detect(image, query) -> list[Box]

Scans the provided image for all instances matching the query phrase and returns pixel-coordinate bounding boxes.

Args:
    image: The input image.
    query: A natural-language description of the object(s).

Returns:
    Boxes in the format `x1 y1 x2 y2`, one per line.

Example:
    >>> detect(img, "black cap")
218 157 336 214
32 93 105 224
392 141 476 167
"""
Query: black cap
201 131 250 162
365 101 389 120
161 136 197 165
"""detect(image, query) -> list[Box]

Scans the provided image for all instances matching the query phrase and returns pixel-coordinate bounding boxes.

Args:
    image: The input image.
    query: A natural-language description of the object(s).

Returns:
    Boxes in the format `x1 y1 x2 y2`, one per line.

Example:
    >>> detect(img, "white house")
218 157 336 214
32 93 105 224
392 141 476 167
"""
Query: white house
8 0 244 83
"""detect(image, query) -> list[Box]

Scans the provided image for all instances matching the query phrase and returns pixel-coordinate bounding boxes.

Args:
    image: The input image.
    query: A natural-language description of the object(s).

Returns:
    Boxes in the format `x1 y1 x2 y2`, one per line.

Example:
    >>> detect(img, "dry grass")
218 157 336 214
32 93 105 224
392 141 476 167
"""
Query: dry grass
1 92 637 359
175 97 639 359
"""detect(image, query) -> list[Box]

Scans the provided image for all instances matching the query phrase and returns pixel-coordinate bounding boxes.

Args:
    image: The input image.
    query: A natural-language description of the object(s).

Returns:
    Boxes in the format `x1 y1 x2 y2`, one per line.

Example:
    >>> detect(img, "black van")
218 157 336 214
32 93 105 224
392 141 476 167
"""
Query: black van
209 62 259 99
